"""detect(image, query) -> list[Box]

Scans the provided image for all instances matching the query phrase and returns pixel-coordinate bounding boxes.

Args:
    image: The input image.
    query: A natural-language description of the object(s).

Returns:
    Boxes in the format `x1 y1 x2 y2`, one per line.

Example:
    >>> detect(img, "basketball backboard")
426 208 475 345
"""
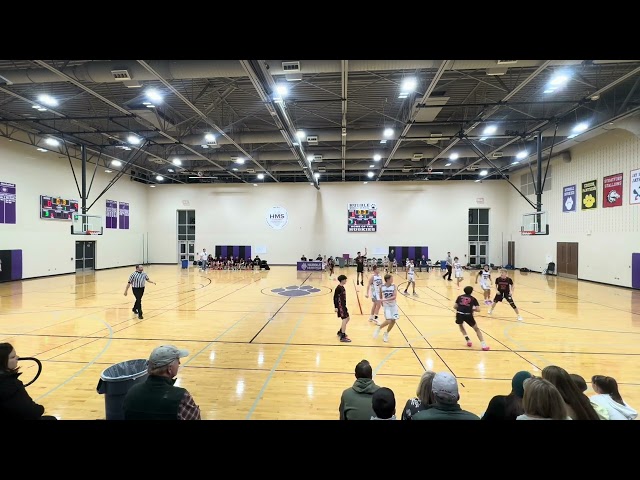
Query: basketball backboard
521 211 548 235
71 214 103 235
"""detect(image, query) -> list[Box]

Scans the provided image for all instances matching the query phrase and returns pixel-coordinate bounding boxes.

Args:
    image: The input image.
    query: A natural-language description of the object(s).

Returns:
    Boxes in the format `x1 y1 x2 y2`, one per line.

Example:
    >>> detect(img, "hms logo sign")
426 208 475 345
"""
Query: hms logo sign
266 206 288 230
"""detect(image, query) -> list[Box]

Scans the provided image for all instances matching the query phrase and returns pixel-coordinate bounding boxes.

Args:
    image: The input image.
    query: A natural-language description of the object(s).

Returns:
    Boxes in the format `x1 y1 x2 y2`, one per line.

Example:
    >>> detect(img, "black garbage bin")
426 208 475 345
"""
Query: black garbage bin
96 359 149 420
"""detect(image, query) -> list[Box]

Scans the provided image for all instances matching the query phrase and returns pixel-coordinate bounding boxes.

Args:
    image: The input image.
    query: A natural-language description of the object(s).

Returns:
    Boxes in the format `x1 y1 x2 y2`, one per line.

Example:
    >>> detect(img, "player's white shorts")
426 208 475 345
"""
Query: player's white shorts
371 289 381 302
384 304 399 321
455 271 463 279
407 273 415 283
480 280 491 290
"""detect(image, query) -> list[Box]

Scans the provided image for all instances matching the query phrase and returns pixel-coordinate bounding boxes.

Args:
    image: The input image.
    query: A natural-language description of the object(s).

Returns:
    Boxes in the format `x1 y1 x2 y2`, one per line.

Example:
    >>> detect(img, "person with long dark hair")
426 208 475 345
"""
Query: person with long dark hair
482 371 532 420
591 375 637 420
542 365 599 420
0 343 56 420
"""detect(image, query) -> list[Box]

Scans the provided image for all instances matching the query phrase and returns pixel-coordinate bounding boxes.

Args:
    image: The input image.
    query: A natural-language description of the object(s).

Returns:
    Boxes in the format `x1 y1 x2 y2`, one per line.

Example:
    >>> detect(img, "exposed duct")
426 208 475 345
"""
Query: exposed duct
1 60 638 85
150 144 539 164
144 124 576 147
188 159 509 173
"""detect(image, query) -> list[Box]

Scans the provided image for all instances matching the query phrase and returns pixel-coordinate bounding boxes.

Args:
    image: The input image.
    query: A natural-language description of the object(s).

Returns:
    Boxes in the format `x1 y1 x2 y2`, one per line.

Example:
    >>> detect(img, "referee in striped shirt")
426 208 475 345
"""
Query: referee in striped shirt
124 265 156 319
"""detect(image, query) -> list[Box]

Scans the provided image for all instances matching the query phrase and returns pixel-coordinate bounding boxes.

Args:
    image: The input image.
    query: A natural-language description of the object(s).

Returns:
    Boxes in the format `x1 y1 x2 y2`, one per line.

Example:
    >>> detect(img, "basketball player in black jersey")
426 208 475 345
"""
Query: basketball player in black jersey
454 286 489 350
334 274 352 342
487 269 523 321
355 248 367 286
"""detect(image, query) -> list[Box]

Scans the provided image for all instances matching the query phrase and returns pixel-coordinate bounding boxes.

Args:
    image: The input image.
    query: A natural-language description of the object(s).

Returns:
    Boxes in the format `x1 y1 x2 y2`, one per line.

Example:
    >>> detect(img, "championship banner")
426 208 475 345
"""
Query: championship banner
106 199 118 228
631 168 640 205
118 202 130 229
562 185 576 213
0 182 16 224
603 173 623 208
348 202 377 232
581 180 597 210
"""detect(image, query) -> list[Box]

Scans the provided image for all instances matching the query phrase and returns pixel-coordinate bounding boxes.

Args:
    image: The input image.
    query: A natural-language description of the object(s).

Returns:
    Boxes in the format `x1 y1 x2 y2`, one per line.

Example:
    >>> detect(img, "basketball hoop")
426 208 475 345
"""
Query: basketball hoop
521 230 536 236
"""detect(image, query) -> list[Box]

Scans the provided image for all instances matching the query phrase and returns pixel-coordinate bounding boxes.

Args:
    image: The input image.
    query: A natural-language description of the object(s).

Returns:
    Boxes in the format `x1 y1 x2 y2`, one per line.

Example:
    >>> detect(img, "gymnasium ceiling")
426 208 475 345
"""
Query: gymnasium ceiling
0 59 639 189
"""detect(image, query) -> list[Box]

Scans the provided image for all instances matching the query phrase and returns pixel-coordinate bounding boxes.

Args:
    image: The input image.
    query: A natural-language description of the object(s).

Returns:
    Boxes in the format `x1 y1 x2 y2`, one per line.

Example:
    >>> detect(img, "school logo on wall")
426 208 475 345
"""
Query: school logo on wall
603 173 623 208
581 180 597 210
266 206 288 230
631 168 640 205
562 185 576 213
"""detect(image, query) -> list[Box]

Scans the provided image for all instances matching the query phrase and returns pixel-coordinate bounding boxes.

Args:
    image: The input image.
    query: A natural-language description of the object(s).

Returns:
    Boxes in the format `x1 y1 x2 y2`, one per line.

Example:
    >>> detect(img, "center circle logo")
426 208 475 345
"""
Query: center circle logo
266 206 288 230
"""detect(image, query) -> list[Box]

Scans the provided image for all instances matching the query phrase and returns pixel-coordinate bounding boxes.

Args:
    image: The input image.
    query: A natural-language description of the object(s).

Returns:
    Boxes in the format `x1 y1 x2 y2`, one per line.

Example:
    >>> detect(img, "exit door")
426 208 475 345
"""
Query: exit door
468 241 488 266
178 241 196 263
75 241 95 271
557 242 578 279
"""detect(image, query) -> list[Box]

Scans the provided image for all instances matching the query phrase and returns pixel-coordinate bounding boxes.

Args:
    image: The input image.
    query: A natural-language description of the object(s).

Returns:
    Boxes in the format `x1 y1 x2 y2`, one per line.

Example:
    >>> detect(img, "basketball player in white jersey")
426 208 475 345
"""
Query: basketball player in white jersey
403 259 418 296
475 265 492 305
373 274 399 343
453 256 464 289
365 265 383 324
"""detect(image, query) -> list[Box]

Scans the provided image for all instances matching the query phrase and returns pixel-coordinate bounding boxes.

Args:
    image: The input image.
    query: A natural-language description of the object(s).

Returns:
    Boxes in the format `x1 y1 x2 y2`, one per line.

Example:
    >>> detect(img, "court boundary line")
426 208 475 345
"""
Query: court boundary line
26 358 640 387
245 304 312 419
34 320 114 402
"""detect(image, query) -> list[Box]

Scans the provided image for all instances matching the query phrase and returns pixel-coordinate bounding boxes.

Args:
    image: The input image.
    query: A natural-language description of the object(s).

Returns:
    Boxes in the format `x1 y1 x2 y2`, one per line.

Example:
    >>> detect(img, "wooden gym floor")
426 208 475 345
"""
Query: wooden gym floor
1 265 639 420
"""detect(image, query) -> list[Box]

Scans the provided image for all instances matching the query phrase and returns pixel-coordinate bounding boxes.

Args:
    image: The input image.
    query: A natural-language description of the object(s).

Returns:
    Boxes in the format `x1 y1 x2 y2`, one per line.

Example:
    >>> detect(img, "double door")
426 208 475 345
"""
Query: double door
76 241 95 271
557 242 578 278
178 241 196 263
468 241 488 266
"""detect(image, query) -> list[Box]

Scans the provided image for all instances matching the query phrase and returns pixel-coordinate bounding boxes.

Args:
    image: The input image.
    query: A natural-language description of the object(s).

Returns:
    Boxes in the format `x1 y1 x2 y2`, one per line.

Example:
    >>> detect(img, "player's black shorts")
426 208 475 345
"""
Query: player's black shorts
337 308 350 320
494 293 517 307
494 292 509 302
356 266 364 273
455 314 476 327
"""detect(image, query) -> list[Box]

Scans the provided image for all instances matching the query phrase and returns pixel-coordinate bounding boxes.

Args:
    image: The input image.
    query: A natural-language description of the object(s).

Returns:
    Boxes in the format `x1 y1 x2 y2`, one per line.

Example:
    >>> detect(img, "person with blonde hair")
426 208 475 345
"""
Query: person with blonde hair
517 377 570 420
487 269 523 321
401 370 436 420
591 375 638 420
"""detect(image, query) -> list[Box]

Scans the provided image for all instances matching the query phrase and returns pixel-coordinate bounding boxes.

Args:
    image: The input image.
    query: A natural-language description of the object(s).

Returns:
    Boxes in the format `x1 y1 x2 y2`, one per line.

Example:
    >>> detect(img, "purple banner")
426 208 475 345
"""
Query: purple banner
563 185 576 213
118 202 129 229
0 182 16 224
106 199 118 229
297 261 324 271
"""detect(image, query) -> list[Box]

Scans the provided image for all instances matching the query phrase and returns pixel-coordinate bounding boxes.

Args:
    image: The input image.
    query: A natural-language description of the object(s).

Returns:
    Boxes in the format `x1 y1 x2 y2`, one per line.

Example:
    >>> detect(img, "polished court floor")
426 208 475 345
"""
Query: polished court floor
1 265 639 420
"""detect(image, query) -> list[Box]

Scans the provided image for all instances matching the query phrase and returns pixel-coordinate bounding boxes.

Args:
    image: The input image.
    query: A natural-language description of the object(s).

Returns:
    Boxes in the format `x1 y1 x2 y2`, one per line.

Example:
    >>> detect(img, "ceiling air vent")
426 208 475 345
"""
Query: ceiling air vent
412 153 423 161
497 60 518 65
402 165 412 173
246 168 255 174
313 155 323 162
307 135 318 145
318 166 326 173
491 152 504 158
111 69 132 80
282 61 302 82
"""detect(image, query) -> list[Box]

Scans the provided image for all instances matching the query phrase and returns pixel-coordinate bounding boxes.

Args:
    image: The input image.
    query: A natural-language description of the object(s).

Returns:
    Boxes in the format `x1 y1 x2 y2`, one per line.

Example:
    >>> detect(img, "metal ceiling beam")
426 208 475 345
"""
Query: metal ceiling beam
137 61 270 183
437 61 553 174
341 60 348 182
462 67 640 180
32 60 243 183
0 85 187 184
377 60 451 180
450 66 640 181
239 60 317 188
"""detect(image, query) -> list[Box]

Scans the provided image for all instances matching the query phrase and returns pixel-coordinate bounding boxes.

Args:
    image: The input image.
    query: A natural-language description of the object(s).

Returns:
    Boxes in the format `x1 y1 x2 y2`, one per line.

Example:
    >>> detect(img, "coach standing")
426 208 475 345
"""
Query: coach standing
124 265 156 320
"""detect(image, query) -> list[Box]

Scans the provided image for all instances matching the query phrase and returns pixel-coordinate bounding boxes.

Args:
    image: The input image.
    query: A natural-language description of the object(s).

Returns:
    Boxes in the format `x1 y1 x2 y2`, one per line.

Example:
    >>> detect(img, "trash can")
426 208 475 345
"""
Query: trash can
96 359 149 420
181 259 189 269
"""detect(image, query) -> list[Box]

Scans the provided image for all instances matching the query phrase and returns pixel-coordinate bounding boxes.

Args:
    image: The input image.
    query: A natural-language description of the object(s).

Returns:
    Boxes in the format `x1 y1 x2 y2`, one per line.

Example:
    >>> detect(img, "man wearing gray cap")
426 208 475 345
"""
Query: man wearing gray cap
412 372 480 420
123 345 202 420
